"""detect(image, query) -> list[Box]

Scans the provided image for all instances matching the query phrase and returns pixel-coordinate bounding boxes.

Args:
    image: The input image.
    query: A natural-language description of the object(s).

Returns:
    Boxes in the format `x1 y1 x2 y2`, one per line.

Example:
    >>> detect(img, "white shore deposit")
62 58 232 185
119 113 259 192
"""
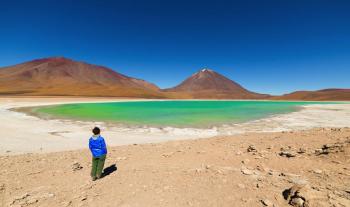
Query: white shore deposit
0 97 349 155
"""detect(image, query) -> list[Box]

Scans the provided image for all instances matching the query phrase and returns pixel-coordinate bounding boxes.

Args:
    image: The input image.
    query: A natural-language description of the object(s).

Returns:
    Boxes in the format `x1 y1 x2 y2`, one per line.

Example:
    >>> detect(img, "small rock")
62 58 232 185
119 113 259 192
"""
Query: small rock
279 151 296 158
290 197 304 207
241 169 254 175
162 152 174 157
195 168 203 173
260 199 273 206
247 145 257 152
313 169 322 174
72 162 83 171
26 198 38 205
241 159 250 164
61 201 72 207
314 149 323 154
13 193 30 201
297 148 306 154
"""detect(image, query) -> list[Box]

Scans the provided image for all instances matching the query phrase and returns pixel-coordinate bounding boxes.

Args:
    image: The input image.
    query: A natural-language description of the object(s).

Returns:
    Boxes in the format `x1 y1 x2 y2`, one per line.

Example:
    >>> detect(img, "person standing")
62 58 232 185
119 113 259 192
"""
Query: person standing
89 127 107 181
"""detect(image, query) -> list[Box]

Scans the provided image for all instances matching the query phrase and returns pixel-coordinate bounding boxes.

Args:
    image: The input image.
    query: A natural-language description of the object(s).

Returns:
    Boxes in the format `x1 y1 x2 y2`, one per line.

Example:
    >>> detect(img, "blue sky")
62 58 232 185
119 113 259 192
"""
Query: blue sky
0 0 349 95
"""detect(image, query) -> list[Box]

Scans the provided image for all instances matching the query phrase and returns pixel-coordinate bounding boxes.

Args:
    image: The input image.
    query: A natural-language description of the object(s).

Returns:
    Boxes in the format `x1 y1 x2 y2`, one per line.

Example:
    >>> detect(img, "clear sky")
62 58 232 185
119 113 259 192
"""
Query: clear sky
0 0 349 95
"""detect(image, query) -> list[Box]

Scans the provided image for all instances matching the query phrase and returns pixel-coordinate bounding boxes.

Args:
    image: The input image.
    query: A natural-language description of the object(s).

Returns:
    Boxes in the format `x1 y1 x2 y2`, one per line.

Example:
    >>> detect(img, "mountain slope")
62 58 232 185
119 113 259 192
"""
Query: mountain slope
0 57 163 97
272 89 350 101
1 58 348 100
164 69 270 99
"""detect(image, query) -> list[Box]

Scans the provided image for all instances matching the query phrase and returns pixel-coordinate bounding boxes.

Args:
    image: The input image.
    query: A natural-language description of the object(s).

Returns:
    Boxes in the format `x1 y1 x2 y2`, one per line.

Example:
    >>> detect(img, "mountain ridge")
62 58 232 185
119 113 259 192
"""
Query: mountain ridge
0 57 349 100
163 68 270 99
0 57 163 98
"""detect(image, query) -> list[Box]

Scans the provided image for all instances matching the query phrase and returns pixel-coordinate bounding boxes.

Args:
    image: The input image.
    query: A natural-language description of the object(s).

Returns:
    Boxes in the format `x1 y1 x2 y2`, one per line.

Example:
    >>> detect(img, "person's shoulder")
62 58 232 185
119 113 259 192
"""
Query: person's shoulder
99 136 105 140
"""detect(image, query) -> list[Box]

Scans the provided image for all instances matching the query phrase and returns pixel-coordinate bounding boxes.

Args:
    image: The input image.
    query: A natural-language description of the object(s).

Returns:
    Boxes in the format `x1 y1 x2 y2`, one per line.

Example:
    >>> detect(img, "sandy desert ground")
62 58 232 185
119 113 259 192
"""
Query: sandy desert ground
0 97 350 207
1 128 350 207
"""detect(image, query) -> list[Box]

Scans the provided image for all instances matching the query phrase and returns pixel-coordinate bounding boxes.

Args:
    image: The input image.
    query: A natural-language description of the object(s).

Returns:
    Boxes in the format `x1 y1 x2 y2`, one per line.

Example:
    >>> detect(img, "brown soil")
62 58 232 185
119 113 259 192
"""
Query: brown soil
1 128 349 207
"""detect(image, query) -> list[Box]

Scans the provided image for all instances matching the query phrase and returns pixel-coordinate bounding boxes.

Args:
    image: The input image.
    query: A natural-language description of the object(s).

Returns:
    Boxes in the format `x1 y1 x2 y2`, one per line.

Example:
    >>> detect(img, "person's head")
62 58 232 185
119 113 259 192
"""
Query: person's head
92 127 100 135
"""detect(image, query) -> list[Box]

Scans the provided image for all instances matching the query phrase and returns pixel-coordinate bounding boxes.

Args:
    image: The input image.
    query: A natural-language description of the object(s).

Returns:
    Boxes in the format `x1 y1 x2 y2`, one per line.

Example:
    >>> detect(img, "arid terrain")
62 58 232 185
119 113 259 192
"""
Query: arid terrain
1 57 349 100
1 127 349 207
274 89 350 101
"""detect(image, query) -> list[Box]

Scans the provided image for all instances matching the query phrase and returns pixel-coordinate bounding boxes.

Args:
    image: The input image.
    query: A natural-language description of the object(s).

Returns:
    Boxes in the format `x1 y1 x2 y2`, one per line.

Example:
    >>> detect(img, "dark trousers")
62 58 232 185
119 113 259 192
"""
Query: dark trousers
91 154 106 178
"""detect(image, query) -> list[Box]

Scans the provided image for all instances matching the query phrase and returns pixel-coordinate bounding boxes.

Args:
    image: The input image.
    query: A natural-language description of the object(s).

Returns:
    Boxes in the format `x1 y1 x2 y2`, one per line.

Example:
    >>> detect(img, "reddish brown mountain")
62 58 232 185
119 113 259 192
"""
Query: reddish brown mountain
1 58 348 100
164 69 270 99
0 57 163 97
272 89 350 101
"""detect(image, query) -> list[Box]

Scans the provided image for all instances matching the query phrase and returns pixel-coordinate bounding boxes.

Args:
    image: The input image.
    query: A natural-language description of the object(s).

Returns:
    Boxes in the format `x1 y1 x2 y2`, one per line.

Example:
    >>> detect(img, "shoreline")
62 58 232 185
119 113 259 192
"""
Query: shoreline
1 97 350 155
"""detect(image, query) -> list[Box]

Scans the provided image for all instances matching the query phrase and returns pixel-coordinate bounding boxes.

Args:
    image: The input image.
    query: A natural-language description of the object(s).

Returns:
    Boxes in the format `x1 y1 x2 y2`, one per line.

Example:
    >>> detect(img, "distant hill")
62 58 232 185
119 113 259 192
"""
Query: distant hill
164 69 270 99
0 57 164 98
272 89 350 101
0 57 349 100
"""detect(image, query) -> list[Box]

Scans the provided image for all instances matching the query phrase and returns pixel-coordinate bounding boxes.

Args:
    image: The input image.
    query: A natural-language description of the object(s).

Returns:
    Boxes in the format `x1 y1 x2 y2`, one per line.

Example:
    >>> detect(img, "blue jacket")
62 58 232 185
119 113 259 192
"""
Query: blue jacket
89 135 107 157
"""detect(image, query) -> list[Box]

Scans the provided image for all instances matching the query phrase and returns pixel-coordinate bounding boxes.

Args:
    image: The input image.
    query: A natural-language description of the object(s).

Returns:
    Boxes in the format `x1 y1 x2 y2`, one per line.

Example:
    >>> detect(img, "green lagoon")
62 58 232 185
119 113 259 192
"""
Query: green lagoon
33 101 333 128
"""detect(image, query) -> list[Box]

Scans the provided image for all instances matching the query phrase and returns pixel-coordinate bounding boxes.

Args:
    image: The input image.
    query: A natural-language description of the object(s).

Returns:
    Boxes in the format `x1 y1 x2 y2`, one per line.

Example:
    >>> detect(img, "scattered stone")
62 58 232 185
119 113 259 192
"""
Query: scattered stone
282 184 321 207
61 201 72 207
195 168 204 173
289 178 308 186
314 149 323 154
40 192 55 199
315 141 348 155
260 199 273 206
241 169 254 175
241 159 250 164
247 145 257 153
196 151 206 154
72 162 83 171
290 197 304 207
11 193 30 205
13 193 30 202
162 152 174 157
280 172 301 178
297 148 306 154
26 198 38 205
268 170 279 177
279 151 296 158
313 169 322 174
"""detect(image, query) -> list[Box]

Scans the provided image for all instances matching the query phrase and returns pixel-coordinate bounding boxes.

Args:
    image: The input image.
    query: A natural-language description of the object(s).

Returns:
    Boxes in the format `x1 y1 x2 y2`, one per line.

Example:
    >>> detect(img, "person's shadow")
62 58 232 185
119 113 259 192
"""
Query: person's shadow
102 164 117 178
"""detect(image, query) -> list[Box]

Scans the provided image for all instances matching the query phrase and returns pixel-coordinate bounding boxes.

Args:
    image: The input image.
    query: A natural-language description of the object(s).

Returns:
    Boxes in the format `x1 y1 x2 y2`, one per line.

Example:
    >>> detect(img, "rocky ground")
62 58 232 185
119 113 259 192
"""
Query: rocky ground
0 127 349 207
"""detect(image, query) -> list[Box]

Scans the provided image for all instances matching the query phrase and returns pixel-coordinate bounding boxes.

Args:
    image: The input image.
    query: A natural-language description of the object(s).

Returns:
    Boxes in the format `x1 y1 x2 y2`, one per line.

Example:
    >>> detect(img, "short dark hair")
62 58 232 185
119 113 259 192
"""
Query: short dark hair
92 127 100 135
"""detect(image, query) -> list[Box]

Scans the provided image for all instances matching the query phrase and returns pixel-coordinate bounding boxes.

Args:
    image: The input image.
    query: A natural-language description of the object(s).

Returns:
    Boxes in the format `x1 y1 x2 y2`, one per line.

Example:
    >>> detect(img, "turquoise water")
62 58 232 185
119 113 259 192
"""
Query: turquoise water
33 101 333 128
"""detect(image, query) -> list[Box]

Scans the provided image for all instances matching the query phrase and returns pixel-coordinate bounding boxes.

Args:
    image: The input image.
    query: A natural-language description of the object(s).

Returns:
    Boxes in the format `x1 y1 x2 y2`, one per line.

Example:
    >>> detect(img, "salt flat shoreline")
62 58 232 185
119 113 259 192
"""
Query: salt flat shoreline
1 97 350 155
